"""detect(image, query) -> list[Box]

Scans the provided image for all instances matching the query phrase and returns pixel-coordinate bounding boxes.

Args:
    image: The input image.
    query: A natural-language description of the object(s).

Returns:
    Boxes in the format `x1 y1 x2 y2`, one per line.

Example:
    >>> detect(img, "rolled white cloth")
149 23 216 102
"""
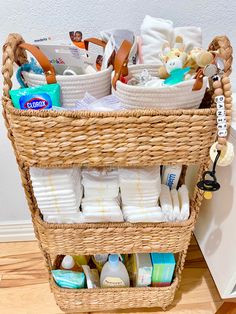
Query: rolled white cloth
140 15 202 64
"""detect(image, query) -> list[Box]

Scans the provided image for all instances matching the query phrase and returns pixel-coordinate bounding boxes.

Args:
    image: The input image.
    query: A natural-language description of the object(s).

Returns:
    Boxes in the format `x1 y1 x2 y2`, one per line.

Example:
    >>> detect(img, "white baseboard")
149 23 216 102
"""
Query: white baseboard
0 220 35 242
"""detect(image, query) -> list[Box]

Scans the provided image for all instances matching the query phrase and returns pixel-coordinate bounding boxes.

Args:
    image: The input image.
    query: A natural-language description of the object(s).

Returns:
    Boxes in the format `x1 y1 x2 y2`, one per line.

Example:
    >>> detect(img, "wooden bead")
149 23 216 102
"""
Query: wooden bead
218 137 227 145
224 90 232 98
213 80 222 89
214 88 223 96
225 103 232 110
225 97 232 104
223 83 231 91
222 77 230 84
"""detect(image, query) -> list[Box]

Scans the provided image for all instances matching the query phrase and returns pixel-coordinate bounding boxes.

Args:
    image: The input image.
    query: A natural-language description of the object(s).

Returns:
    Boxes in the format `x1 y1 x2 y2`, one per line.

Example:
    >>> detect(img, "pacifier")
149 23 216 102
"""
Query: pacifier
197 150 221 199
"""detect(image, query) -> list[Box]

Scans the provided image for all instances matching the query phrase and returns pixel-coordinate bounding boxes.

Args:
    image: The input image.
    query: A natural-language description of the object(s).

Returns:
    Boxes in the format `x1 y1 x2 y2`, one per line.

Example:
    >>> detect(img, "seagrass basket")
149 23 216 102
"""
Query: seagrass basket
1 34 233 312
44 252 186 312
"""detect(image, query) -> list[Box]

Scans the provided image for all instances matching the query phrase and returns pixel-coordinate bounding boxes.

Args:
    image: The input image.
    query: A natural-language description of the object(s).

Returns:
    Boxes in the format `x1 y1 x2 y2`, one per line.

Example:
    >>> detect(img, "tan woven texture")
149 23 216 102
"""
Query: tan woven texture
1 34 233 168
1 33 233 312
44 252 185 312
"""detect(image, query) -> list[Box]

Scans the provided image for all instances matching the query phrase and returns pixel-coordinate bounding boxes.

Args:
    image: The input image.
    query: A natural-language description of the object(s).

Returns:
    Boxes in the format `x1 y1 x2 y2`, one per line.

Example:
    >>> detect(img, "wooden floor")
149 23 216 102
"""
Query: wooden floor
0 237 225 314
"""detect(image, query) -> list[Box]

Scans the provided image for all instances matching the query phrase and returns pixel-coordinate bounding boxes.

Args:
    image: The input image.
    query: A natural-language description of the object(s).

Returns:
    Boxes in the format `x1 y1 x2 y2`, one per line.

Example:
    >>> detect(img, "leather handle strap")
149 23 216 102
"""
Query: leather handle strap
19 43 57 84
112 40 132 89
84 37 107 51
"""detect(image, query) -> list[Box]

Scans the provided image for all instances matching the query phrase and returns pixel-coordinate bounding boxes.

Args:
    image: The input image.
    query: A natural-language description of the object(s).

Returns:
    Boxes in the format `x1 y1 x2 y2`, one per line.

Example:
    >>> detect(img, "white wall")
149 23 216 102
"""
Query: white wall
0 0 236 225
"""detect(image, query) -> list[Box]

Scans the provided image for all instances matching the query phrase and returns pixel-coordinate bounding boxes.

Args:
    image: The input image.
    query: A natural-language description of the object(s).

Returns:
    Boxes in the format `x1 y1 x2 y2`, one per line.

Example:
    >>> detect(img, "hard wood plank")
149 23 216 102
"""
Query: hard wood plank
0 237 227 314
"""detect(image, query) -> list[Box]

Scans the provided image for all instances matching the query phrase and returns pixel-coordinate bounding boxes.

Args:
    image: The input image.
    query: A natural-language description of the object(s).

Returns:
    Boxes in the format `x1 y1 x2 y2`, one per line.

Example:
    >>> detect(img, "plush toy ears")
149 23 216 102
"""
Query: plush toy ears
162 42 171 55
174 36 185 51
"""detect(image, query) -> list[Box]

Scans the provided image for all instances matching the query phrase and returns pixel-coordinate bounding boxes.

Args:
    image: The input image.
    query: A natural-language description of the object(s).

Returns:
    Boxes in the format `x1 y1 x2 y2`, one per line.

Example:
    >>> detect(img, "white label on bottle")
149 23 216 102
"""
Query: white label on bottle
102 277 125 288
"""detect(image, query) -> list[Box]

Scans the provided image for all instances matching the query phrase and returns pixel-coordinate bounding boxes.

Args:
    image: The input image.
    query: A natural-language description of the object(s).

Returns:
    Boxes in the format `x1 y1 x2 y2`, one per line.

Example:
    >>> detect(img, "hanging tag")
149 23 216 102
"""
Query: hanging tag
210 142 234 166
215 57 225 72
203 64 218 78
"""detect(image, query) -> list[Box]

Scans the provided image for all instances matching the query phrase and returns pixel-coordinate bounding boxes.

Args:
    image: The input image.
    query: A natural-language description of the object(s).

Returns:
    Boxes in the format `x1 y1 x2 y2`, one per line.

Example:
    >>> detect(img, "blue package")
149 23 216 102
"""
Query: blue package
9 83 61 110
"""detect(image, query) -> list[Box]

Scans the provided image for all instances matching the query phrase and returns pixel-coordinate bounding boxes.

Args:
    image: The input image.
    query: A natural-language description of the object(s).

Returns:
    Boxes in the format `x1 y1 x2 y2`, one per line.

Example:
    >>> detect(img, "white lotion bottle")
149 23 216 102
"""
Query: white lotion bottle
100 254 130 288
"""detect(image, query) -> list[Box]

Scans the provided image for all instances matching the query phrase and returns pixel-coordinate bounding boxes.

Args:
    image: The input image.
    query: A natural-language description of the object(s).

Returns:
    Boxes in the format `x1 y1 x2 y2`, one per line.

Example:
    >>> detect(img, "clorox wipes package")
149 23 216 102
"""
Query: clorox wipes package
9 83 61 110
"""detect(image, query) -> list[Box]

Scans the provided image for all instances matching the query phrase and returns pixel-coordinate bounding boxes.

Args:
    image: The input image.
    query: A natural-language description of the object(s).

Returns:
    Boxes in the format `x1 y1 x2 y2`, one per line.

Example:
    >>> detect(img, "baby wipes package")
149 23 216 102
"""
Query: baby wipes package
52 269 85 289
9 83 61 110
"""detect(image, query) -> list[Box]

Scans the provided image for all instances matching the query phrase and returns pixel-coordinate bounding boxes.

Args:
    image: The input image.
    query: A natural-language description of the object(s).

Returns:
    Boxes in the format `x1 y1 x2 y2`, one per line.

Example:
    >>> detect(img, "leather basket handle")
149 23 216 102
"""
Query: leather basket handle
20 43 57 84
84 37 107 51
112 40 132 89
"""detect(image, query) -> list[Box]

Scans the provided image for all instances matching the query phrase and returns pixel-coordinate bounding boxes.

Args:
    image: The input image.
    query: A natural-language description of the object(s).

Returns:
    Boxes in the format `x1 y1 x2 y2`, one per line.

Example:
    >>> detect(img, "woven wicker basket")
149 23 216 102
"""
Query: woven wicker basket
47 252 184 312
1 34 233 312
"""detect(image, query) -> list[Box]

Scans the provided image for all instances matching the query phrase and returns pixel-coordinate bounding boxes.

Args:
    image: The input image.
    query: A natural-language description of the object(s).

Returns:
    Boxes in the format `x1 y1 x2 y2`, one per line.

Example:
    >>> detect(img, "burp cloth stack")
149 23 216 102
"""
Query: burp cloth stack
119 167 164 222
81 168 124 222
30 167 83 223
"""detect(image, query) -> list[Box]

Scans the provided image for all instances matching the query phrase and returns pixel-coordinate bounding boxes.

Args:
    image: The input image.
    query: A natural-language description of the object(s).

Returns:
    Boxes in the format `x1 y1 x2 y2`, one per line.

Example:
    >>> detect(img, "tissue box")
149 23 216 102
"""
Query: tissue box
151 253 175 287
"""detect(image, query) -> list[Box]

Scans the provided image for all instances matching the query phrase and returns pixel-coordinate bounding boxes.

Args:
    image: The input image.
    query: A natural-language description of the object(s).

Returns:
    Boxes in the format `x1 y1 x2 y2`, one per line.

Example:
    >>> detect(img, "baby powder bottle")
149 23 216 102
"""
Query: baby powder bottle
100 254 130 288
60 255 82 272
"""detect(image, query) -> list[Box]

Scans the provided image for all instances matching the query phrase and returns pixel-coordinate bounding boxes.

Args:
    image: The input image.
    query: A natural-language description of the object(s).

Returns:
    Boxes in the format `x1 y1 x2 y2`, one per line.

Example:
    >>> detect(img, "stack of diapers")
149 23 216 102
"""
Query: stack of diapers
159 184 190 222
140 15 202 64
81 168 124 222
30 167 83 223
119 167 164 222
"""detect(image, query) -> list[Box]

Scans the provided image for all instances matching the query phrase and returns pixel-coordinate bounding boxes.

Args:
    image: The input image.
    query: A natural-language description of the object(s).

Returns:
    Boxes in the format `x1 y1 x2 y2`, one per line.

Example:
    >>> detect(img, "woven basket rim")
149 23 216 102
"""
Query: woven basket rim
34 202 196 230
49 275 178 294
3 97 216 118
22 65 113 80
116 76 208 92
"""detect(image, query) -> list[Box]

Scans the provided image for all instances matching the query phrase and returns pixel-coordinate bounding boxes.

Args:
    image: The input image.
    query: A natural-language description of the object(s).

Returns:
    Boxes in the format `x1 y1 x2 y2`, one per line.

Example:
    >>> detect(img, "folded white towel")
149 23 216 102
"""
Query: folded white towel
178 185 190 221
140 15 202 64
173 27 202 52
140 16 173 65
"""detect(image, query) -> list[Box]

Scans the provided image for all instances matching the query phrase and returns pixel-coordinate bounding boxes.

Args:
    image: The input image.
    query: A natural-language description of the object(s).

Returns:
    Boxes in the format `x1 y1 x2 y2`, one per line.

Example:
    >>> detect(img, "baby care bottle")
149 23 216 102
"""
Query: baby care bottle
60 255 82 272
100 254 130 288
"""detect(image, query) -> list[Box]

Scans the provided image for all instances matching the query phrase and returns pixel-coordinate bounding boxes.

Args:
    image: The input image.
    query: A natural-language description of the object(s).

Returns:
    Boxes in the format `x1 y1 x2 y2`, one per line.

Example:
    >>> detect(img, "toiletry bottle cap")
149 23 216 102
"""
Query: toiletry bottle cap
61 255 75 269
109 254 119 266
